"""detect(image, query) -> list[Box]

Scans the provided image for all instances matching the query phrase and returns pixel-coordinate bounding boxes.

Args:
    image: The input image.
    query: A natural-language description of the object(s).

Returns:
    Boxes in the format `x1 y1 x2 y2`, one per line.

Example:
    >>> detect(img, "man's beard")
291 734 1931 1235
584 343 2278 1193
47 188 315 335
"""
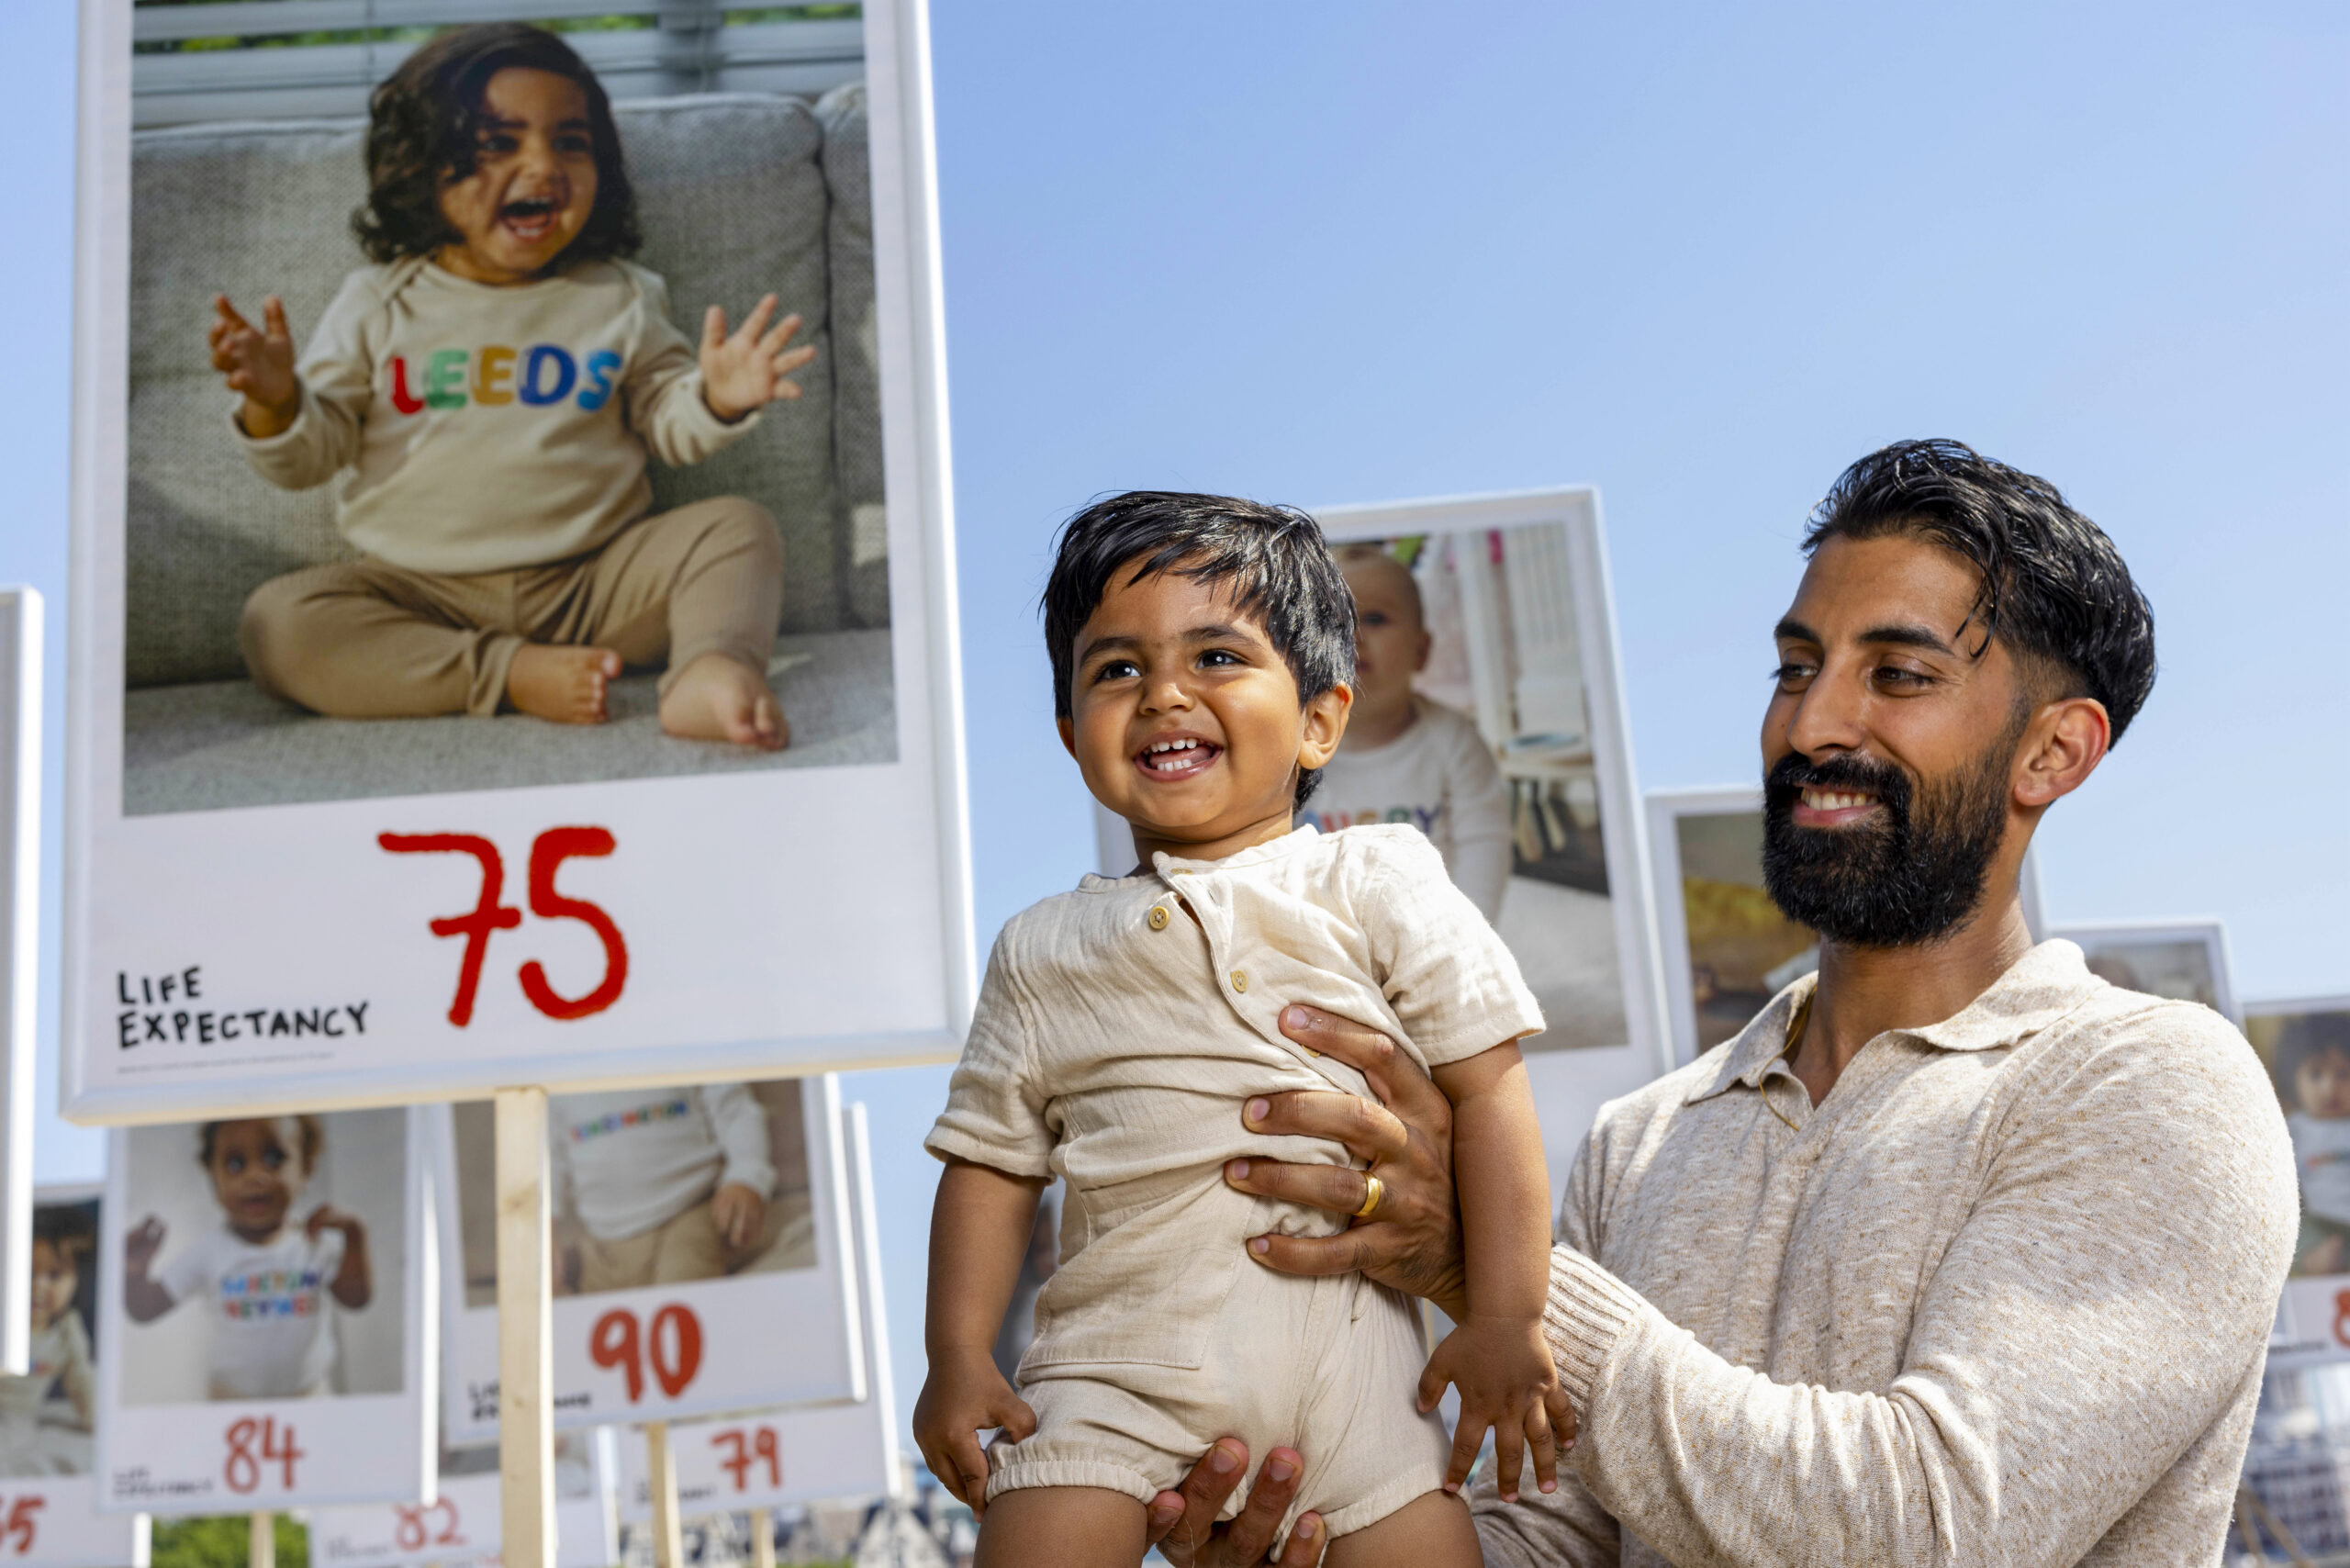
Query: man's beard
1760 724 2019 949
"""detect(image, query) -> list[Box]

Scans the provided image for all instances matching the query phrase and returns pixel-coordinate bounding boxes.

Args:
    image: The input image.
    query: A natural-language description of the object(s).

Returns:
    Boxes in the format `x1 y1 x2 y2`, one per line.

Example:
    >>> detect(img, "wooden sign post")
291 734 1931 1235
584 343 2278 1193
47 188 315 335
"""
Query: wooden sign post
750 1507 776 1568
645 1421 683 1568
248 1512 272 1568
496 1089 556 1568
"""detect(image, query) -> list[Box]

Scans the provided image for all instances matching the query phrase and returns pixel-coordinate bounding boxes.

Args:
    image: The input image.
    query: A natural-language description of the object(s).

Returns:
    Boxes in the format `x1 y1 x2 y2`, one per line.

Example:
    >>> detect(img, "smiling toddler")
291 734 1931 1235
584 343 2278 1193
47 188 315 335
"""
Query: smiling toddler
914 494 1562 1566
213 24 814 746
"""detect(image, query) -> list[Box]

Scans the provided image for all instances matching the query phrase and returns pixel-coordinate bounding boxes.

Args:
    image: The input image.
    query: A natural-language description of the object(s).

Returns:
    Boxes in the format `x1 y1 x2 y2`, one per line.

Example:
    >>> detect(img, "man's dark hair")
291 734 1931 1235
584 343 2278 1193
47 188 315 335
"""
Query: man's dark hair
2274 1013 2350 1108
1041 492 1356 807
1804 439 2157 741
352 24 641 266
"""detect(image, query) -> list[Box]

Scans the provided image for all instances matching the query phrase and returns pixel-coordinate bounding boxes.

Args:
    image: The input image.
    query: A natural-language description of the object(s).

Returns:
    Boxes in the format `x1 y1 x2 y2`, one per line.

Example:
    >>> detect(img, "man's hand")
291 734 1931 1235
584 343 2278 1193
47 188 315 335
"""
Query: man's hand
1421 1315 1567 1502
911 1350 1035 1518
1147 1440 1328 1567
1225 1005 1471 1317
711 1182 767 1250
699 295 818 421
209 294 298 437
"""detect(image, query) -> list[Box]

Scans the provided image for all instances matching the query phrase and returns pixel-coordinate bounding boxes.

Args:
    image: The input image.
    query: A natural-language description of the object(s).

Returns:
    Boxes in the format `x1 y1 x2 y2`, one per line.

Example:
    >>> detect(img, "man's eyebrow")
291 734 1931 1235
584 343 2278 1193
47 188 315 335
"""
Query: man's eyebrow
1773 616 1955 655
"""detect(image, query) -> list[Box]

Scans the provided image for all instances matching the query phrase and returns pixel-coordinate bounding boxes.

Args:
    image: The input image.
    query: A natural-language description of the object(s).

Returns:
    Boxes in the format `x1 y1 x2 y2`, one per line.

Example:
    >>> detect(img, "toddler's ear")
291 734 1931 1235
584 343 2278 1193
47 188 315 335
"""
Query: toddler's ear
1296 682 1353 771
1056 716 1078 760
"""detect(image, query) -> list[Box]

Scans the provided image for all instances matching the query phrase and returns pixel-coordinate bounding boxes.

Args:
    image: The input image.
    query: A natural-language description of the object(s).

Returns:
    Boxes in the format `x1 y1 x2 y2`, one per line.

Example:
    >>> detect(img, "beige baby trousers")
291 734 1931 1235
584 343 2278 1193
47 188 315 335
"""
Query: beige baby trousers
573 1192 813 1295
986 1236 1452 1541
239 496 781 719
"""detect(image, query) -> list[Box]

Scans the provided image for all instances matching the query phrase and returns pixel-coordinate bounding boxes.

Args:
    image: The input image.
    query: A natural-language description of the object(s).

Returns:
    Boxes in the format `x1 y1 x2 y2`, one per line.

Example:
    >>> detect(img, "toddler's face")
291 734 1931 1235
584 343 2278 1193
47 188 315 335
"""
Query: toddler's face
28 1239 74 1332
1060 561 1349 850
207 1119 310 1240
1340 554 1429 720
2299 1050 2350 1120
436 67 599 285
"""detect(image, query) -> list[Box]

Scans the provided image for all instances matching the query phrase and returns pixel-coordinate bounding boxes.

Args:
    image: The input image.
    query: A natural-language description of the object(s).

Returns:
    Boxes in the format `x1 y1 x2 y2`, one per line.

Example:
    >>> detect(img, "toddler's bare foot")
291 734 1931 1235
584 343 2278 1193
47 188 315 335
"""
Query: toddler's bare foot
508 644 621 724
660 652 789 750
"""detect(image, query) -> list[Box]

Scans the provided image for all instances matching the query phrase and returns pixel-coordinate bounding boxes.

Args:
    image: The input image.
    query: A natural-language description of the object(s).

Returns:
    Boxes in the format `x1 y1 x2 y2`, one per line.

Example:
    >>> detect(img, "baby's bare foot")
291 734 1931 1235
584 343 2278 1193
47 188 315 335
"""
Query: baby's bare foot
508 644 621 724
659 652 789 750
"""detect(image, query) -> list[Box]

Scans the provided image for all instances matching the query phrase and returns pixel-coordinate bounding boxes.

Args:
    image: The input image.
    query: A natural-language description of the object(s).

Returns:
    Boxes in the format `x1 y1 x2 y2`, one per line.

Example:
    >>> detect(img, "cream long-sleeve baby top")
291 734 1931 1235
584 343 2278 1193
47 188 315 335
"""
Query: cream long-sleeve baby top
926 823 1542 1382
233 257 758 574
551 1084 778 1243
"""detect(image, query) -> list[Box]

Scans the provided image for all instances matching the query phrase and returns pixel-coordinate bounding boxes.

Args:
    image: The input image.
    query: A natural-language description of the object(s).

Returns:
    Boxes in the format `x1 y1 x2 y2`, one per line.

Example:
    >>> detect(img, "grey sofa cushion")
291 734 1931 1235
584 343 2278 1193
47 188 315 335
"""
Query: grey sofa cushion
127 93 853 689
817 82 888 630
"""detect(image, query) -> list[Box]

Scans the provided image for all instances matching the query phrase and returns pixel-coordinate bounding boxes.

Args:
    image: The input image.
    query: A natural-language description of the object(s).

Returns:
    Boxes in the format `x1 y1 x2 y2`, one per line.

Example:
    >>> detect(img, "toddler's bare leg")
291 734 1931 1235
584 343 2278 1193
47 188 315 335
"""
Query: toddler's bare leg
1323 1490 1480 1568
974 1486 1147 1568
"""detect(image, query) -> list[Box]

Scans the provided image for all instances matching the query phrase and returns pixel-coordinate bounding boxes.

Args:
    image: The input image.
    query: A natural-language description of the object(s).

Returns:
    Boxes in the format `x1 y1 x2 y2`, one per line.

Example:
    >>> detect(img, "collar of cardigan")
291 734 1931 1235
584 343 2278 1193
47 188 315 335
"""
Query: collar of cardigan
1686 938 2101 1104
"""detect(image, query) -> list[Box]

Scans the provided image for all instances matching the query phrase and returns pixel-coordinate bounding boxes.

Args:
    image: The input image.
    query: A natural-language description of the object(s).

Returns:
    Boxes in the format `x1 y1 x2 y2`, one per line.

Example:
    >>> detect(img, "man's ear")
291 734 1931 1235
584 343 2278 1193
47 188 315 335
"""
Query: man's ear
2013 696 2111 812
1297 683 1354 772
1056 715 1078 760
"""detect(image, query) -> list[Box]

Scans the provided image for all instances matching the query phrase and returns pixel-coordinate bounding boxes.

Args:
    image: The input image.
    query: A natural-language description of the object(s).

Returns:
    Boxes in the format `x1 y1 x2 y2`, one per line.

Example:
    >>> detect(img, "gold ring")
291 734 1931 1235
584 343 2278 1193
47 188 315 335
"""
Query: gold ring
1352 1173 1383 1220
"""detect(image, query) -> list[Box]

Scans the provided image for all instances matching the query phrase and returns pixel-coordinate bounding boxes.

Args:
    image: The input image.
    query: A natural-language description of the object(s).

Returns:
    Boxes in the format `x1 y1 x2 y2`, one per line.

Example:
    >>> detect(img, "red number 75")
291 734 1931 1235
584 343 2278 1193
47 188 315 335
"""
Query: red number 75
380 827 629 1026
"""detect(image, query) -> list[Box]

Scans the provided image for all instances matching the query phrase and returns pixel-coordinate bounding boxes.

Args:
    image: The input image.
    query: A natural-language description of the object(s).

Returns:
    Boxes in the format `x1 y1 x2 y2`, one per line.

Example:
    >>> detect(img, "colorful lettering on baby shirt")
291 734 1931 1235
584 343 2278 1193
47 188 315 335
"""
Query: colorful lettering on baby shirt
217 1264 327 1322
386 345 625 415
569 1096 693 1142
1302 804 1445 835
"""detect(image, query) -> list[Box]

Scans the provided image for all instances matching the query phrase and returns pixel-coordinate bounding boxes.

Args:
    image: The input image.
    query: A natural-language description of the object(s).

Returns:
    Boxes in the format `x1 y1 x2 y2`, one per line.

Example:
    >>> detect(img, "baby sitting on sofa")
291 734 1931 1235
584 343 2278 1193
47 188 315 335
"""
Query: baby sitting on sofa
210 22 813 749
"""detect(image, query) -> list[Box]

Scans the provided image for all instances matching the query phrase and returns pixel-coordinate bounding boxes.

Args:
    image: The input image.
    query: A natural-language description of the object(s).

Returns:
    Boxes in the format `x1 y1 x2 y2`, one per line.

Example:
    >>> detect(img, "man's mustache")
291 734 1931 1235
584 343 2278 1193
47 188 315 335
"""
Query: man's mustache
1764 751 1913 809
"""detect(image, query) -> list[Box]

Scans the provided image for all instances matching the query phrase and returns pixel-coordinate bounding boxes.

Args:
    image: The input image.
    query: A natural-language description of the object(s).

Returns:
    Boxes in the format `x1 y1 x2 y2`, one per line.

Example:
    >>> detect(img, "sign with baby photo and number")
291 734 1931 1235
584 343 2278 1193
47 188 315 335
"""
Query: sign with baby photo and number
93 1112 431 1512
432 1076 862 1442
64 0 972 1123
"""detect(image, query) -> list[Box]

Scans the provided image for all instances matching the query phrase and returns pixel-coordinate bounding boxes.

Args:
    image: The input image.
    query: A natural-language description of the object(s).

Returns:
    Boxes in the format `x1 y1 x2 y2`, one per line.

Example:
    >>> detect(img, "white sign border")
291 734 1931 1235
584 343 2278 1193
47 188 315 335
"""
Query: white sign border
62 0 974 1126
2048 917 2239 1025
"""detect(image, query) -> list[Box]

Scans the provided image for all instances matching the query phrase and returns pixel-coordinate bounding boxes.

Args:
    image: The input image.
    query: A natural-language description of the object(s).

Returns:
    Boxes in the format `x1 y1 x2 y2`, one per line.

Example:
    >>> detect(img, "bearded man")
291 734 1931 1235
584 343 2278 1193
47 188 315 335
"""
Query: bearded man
1146 440 2297 1566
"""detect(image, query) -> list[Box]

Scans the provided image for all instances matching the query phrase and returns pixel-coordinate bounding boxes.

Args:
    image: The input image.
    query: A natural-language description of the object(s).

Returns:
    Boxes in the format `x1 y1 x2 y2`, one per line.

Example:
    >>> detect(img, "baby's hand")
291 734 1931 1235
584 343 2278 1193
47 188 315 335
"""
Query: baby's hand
912 1350 1036 1517
124 1216 166 1274
1418 1314 1570 1504
208 295 298 434
305 1205 364 1245
698 295 817 422
711 1182 766 1250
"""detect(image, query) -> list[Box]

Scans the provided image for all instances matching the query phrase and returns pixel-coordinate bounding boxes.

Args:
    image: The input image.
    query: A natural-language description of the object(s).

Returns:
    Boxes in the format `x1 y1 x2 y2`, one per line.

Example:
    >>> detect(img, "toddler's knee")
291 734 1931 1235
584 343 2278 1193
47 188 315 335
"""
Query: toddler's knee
711 498 783 570
238 575 309 698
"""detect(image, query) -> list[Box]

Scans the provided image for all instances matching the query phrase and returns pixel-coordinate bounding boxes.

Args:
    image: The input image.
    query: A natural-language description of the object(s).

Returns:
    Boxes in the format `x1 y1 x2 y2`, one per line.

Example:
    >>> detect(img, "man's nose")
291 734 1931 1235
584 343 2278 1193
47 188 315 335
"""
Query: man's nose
1783 668 1869 759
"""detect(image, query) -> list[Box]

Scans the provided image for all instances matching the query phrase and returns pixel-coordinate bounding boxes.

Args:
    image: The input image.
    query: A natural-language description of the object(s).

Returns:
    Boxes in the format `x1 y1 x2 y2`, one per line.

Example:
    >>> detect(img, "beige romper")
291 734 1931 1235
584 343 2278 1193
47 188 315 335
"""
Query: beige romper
925 823 1543 1540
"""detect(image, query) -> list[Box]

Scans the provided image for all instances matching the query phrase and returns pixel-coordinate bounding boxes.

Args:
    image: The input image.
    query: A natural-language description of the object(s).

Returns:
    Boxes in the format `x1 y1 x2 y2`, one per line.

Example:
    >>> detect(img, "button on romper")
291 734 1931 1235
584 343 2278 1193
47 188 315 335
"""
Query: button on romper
925 824 1544 1541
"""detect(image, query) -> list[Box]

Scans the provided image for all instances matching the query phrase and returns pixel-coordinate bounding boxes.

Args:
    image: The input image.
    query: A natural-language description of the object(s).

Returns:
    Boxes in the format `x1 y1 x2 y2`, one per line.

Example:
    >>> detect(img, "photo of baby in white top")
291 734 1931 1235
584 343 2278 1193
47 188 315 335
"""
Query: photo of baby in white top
0 1196 99 1476
2273 1013 2350 1277
118 1114 408 1405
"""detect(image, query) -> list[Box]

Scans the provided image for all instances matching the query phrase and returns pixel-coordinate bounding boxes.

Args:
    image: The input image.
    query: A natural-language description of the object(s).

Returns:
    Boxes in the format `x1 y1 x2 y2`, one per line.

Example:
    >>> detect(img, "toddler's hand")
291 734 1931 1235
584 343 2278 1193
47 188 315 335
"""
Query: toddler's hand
912 1350 1036 1518
711 1182 766 1250
124 1216 166 1274
306 1205 364 1246
1418 1313 1572 1504
699 295 817 422
208 295 298 434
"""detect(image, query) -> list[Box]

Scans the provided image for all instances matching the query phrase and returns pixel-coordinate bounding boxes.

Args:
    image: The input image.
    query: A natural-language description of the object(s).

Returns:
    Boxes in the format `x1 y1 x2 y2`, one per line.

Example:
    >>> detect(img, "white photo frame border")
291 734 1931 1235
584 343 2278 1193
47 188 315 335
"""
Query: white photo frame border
1647 785 2051 1067
0 589 39 1373
2048 918 2238 1025
1314 487 1673 1078
434 1076 864 1445
62 0 975 1126
93 1111 436 1513
2244 996 2350 1368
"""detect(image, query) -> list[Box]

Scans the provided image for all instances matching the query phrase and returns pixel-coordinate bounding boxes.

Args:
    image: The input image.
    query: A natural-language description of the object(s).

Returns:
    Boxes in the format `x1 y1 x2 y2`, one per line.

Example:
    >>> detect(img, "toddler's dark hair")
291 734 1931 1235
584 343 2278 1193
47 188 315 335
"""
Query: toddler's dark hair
197 1116 326 1175
1042 492 1356 808
32 1204 95 1257
352 24 642 266
2276 1014 2350 1110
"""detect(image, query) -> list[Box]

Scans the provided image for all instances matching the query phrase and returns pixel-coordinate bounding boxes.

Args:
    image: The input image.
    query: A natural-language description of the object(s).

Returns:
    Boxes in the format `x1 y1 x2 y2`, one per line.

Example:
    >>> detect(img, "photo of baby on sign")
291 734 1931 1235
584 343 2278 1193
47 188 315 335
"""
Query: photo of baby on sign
96 1112 431 1509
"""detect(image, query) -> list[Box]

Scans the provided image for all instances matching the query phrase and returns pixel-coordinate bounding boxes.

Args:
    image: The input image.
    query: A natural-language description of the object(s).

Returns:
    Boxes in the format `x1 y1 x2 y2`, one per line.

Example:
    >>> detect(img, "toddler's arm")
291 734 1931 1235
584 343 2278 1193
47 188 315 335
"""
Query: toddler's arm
912 1157 1047 1516
308 1206 372 1310
620 271 815 466
209 294 299 439
1424 1040 1569 1504
121 1216 177 1323
57 1311 94 1427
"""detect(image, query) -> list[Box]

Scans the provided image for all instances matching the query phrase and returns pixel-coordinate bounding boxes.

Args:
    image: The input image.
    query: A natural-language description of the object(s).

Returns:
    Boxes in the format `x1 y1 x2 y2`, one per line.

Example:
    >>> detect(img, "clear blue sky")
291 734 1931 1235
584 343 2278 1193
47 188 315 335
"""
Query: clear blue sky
0 2 2342 1448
